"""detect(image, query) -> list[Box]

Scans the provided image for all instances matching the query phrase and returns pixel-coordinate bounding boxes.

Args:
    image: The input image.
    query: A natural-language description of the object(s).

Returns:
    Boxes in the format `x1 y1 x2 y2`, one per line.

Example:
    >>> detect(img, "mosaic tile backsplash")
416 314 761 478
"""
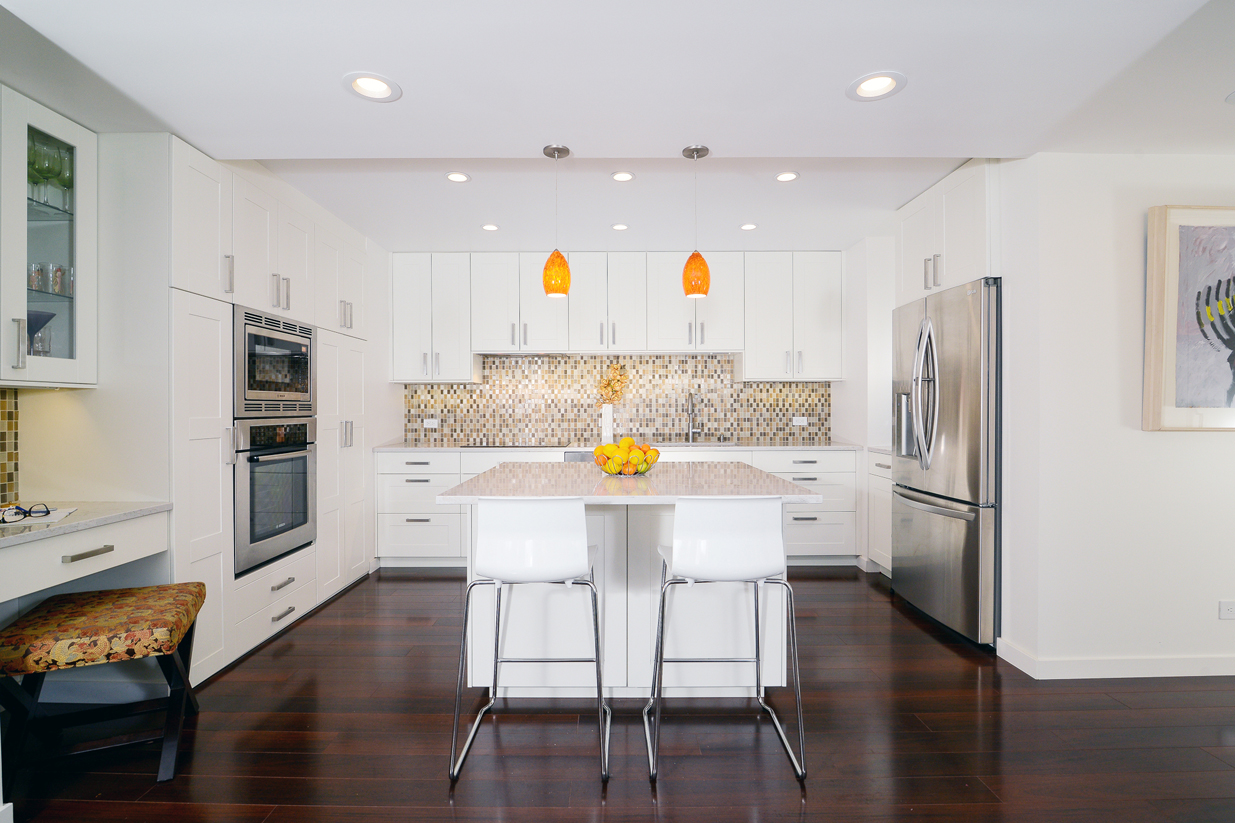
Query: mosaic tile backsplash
403 355 829 446
0 390 17 504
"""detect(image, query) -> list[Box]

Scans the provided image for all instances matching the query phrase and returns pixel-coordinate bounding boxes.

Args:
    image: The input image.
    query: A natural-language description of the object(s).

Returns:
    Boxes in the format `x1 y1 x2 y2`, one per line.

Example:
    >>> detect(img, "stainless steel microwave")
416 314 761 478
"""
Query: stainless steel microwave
235 306 315 418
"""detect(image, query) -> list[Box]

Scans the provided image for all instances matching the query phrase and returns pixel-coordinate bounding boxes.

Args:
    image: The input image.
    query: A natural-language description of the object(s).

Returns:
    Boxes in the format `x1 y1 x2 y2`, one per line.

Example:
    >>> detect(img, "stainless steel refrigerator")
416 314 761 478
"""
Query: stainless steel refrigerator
891 277 1000 645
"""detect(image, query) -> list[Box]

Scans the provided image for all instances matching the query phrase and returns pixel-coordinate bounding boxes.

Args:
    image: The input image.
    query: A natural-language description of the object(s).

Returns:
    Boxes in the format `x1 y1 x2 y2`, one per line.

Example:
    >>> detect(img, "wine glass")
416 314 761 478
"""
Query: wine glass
56 149 72 190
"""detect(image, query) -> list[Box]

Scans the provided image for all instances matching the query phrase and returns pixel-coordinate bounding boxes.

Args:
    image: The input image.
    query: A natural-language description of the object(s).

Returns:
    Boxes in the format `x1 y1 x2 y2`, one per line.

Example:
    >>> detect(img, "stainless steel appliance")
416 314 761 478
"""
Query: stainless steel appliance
234 417 317 576
235 306 315 418
892 277 1000 645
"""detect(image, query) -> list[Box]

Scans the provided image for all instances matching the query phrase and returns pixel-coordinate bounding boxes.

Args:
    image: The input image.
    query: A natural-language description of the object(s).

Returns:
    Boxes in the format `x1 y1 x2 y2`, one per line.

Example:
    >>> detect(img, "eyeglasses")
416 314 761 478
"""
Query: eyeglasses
0 503 51 524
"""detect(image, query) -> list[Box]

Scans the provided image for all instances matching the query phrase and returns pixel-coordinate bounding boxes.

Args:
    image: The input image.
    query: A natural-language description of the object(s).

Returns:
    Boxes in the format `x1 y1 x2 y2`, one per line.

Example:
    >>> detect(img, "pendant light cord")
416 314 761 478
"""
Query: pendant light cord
554 150 560 249
693 150 698 250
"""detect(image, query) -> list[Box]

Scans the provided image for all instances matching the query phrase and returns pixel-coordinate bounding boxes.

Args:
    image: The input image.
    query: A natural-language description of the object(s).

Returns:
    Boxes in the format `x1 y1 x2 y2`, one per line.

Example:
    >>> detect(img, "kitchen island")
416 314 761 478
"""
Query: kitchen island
438 462 820 698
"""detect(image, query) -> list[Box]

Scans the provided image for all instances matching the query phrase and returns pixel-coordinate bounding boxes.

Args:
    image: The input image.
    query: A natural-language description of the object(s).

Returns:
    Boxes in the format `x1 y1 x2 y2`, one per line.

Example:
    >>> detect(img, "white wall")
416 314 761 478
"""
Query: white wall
832 235 895 448
997 152 1235 678
363 241 403 570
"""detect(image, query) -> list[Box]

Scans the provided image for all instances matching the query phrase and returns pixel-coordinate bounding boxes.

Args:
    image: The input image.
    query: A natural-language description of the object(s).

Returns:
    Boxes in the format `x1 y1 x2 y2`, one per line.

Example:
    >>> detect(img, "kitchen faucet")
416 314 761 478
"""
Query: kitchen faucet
686 392 703 443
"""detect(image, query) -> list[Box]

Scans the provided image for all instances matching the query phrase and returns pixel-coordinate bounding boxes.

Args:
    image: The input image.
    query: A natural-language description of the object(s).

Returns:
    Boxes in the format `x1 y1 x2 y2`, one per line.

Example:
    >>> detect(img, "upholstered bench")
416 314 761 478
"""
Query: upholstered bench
0 582 205 798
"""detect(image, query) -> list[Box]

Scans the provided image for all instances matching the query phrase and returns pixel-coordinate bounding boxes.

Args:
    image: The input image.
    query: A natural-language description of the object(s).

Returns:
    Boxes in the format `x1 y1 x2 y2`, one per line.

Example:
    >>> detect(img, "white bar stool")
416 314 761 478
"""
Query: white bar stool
449 497 612 781
642 496 806 781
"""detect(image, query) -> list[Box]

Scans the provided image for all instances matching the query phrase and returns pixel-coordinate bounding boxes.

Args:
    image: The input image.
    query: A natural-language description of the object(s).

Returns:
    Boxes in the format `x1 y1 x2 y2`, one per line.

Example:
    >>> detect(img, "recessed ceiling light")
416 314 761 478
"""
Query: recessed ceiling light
846 71 907 102
741 223 757 231
612 224 629 231
776 172 799 182
612 172 635 182
341 71 402 102
446 172 470 183
482 224 499 231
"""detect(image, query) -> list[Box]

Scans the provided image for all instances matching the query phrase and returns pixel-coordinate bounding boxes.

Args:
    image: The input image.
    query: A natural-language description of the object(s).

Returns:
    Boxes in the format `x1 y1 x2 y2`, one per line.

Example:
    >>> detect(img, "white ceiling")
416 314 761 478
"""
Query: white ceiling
2 0 1229 251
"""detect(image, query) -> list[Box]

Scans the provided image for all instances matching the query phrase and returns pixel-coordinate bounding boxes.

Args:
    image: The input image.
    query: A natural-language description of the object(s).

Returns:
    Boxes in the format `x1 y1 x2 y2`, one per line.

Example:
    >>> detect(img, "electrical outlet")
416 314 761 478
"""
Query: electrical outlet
1221 602 1235 620
423 418 439 429
792 417 808 426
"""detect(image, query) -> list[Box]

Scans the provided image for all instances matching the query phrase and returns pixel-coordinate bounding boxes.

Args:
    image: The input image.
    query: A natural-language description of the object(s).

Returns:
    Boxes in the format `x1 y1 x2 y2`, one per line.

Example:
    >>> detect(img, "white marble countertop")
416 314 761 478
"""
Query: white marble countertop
868 446 893 456
0 501 172 549
378 438 861 452
438 462 823 505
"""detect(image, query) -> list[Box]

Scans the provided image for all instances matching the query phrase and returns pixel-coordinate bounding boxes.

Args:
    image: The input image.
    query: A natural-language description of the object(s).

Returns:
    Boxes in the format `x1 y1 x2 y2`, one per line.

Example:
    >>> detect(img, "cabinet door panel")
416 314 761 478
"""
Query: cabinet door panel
277 203 314 324
519 251 568 351
694 252 744 351
432 253 474 380
608 252 647 351
391 253 432 381
341 244 365 338
938 162 988 291
897 193 934 307
868 474 892 570
231 176 278 311
171 137 232 301
743 252 794 379
567 251 608 351
314 229 344 332
470 252 519 352
646 252 694 350
793 251 842 379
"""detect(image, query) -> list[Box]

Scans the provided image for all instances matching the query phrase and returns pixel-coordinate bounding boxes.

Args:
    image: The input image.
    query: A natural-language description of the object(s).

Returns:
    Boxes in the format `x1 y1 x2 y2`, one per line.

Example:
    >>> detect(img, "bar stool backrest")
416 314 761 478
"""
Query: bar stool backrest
670 496 786 582
475 497 590 583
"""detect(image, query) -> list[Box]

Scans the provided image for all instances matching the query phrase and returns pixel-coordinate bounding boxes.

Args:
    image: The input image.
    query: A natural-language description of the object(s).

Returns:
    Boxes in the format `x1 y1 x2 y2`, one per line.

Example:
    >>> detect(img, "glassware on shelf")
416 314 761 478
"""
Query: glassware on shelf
50 265 64 295
67 268 75 297
56 148 73 212
27 263 43 291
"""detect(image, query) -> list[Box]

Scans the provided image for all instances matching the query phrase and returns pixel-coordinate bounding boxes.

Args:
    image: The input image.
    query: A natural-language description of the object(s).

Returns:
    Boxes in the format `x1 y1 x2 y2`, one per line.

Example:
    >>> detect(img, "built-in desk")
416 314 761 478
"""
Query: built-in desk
439 463 819 699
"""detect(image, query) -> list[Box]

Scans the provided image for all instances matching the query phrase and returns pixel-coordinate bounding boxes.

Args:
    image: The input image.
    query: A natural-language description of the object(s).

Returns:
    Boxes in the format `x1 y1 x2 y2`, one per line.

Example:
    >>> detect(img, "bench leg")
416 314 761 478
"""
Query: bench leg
155 650 190 782
175 622 200 716
1 672 45 802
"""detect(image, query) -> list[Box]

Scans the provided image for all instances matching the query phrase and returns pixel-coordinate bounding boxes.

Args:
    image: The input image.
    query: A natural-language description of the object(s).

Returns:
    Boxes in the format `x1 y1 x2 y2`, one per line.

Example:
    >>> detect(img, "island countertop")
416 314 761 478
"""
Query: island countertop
437 461 822 505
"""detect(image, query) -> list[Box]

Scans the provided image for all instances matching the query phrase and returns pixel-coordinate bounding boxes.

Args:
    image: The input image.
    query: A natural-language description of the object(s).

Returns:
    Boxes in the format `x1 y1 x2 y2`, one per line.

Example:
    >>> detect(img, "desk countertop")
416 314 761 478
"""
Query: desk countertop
0 502 172 549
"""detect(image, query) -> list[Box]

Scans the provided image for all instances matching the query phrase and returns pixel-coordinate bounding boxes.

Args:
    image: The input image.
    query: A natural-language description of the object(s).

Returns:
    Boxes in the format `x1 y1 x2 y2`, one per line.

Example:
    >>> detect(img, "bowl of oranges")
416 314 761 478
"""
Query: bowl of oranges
594 437 660 475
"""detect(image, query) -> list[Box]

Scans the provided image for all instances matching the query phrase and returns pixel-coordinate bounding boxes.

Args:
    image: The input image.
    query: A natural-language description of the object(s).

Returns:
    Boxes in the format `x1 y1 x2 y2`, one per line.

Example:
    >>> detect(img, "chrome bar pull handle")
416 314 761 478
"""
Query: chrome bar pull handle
510 323 516 346
423 352 428 376
347 302 354 328
406 518 431 523
797 351 803 373
63 545 114 564
687 323 692 345
12 318 25 370
224 254 235 293
923 258 931 289
699 322 705 346
522 323 528 346
792 477 817 482
225 427 236 464
792 516 818 522
600 322 605 345
283 277 291 310
340 299 347 328
932 253 941 287
792 460 817 464
785 351 791 374
611 322 616 346
405 478 430 483
271 577 295 592
875 462 891 470
435 352 440 376
272 606 296 623
272 273 281 307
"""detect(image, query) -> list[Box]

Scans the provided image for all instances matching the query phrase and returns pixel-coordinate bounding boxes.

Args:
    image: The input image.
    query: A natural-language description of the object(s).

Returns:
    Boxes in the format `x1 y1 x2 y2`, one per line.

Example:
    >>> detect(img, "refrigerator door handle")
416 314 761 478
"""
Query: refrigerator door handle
893 489 976 521
911 320 928 468
921 319 940 470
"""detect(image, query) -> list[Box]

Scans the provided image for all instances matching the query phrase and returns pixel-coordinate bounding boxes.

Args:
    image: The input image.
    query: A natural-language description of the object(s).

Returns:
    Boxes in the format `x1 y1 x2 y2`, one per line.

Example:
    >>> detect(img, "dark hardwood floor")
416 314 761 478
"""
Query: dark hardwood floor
11 567 1235 822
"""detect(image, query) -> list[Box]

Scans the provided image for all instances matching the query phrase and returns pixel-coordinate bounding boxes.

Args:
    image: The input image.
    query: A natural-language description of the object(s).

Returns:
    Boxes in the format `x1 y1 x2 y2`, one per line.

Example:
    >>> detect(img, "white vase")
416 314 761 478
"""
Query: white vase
601 404 614 443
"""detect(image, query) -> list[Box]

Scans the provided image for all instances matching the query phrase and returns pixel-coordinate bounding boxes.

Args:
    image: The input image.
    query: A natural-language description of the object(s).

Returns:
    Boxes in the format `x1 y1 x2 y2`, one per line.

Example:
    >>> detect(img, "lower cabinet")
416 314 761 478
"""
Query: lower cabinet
751 450 858 560
867 453 893 572
376 451 465 561
229 548 318 655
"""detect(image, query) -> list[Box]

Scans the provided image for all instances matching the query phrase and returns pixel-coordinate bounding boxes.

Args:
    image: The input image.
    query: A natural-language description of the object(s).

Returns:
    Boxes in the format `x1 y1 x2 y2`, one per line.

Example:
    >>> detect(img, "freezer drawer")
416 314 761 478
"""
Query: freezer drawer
891 486 995 644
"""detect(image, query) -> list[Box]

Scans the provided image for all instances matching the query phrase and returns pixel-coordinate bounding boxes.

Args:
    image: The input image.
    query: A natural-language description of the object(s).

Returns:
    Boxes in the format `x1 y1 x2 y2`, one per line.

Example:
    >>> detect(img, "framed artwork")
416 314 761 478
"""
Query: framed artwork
1144 205 1235 430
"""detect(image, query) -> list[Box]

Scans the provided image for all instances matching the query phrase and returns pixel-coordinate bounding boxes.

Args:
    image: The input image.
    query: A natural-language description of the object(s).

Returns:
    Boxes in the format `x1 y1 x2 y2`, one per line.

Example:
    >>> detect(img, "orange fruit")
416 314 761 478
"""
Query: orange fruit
594 454 607 466
639 443 651 453
621 461 637 475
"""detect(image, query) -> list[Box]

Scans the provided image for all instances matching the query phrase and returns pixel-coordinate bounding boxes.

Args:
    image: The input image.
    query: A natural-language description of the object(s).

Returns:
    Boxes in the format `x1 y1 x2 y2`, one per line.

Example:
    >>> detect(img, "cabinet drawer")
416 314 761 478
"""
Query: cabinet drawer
0 513 168 602
868 453 893 479
377 474 461 514
232 548 316 624
772 472 855 512
459 450 565 474
377 513 464 558
750 450 855 473
231 572 318 655
783 511 856 557
377 452 461 474
653 449 753 464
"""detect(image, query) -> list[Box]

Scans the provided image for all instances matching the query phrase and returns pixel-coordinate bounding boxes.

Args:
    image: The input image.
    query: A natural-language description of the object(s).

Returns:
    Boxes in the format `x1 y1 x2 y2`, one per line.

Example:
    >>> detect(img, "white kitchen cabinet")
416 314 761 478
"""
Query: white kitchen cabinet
276 202 314 324
470 252 520 352
317 329 368 601
868 454 892 572
567 251 647 352
377 451 464 560
744 251 841 380
0 84 98 386
169 289 234 682
519 251 569 351
230 174 277 312
170 137 232 302
314 229 365 339
647 252 742 352
392 252 480 383
895 159 994 307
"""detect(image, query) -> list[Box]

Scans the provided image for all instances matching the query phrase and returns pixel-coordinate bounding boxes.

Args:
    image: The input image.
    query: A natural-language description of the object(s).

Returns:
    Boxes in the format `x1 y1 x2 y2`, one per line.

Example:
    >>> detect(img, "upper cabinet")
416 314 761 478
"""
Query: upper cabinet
567 251 647 352
646 252 744 352
518 252 568 352
895 159 995 307
744 251 842 381
231 177 314 325
171 138 232 302
314 228 366 340
470 252 569 353
0 85 97 386
393 252 479 383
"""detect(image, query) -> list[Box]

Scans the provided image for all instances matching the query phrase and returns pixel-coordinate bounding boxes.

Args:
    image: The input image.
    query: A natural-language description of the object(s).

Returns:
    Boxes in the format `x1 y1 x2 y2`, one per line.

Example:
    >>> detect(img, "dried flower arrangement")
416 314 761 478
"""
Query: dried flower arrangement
596 363 630 408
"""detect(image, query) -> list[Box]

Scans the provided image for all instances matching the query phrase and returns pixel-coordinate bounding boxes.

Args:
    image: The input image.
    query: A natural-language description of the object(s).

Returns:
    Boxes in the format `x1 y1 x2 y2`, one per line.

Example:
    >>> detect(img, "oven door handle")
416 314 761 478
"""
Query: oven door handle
249 449 312 463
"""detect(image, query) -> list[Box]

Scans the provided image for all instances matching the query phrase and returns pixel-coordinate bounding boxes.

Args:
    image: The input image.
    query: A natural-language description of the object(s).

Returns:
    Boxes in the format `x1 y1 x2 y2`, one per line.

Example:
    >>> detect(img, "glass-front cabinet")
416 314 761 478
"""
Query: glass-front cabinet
0 85 96 386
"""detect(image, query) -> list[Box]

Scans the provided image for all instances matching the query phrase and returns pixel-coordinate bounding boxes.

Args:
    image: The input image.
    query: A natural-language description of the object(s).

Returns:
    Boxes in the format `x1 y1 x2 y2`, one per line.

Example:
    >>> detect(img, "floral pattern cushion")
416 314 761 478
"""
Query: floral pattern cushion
0 582 206 676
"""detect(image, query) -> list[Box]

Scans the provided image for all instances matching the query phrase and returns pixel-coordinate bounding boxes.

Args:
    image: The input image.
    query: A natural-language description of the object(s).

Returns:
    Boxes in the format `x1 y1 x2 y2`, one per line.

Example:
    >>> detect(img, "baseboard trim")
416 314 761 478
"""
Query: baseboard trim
996 636 1039 678
378 557 466 569
787 555 860 567
997 637 1235 680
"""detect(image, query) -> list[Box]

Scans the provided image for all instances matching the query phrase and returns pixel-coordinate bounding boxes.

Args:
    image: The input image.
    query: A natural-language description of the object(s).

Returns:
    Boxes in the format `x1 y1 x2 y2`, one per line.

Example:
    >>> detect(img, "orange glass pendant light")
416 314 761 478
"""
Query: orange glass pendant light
682 145 710 298
543 249 570 297
542 144 571 298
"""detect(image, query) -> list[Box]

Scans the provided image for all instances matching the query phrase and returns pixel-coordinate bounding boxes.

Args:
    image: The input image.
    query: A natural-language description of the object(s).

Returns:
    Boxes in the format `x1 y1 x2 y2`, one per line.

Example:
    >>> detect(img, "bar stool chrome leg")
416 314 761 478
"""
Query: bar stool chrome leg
642 560 669 778
758 579 806 780
449 579 498 780
586 573 612 781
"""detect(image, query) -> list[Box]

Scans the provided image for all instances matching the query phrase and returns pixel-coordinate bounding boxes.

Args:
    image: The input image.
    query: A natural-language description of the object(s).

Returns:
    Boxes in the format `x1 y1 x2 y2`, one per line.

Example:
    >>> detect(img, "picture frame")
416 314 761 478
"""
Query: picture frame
1144 205 1235 430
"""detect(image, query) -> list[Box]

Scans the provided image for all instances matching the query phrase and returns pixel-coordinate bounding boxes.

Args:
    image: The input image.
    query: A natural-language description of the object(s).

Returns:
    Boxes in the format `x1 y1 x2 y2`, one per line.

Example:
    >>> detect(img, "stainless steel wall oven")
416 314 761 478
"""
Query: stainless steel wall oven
235 306 315 419
233 418 317 577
